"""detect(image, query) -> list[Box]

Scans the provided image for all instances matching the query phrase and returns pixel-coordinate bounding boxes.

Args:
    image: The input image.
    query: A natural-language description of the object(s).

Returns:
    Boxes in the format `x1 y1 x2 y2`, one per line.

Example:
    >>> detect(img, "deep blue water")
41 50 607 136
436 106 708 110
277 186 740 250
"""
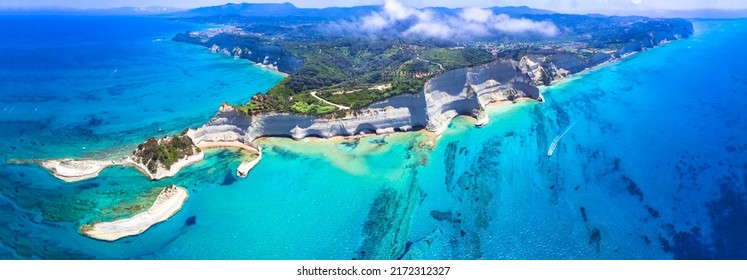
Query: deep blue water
0 15 283 160
0 17 745 259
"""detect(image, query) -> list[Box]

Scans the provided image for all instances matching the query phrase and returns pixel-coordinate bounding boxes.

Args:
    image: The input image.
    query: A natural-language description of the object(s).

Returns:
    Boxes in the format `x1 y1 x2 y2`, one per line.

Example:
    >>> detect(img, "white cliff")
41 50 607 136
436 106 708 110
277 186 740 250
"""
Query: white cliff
60 66 529 182
38 59 543 183
188 93 428 145
188 59 542 149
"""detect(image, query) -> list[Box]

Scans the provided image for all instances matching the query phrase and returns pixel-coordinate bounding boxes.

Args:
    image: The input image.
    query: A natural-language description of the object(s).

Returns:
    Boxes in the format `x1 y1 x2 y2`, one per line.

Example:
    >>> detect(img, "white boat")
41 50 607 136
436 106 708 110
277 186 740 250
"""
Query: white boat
547 121 576 157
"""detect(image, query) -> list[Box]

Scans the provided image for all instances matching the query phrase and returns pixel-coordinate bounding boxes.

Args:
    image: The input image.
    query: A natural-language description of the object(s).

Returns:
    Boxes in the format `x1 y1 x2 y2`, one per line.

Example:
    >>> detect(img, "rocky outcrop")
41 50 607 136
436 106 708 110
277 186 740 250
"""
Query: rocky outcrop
38 135 203 182
237 149 262 178
128 133 203 180
188 59 541 146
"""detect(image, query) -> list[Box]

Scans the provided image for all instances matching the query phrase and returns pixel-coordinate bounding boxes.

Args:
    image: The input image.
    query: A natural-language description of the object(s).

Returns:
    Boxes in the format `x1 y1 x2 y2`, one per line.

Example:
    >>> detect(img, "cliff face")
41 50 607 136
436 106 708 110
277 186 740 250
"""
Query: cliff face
188 59 540 145
189 94 426 143
518 21 693 86
519 52 618 86
423 59 540 132
173 32 302 74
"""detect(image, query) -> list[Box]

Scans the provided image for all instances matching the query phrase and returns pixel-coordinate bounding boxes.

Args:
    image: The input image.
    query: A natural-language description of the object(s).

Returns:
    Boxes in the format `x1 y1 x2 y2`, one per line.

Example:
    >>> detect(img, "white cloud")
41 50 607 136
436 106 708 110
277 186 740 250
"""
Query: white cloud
491 14 560 37
361 13 389 30
383 0 416 20
461 7 492 23
353 0 560 39
405 21 453 38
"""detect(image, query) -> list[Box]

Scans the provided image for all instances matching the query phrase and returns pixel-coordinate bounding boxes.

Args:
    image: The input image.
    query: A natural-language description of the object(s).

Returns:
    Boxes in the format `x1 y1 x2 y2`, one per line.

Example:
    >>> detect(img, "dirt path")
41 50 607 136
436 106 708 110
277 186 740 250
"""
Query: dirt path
310 91 351 110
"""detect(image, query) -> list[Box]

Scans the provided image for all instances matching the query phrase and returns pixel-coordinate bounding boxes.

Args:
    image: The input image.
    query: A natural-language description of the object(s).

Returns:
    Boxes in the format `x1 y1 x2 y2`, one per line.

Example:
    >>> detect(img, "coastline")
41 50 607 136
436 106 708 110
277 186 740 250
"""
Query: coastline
25 34 683 184
457 96 541 127
484 96 542 111
232 42 676 152
34 140 262 183
80 185 188 241
146 44 671 178
237 148 262 177
195 140 260 153
36 153 204 183
253 61 290 77
538 48 652 92
194 140 263 177
38 159 120 183
1 12 722 260
181 25 292 77
257 132 419 175
125 152 205 181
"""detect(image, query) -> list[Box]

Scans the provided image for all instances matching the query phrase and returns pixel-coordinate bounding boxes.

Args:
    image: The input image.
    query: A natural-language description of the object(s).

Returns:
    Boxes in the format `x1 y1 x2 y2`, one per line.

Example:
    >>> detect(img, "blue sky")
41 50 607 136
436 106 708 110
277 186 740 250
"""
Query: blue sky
2 0 747 12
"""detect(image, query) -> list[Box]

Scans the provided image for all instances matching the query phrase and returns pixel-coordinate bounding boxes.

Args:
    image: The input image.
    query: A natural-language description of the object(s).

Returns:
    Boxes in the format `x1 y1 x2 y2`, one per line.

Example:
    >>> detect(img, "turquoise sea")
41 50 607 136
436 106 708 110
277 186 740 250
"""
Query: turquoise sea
0 16 745 259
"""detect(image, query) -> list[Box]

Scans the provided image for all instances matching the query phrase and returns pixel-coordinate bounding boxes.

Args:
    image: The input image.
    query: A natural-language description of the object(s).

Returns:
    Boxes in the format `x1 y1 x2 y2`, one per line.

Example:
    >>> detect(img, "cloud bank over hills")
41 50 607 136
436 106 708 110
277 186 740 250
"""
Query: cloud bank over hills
330 0 559 39
3 1 746 19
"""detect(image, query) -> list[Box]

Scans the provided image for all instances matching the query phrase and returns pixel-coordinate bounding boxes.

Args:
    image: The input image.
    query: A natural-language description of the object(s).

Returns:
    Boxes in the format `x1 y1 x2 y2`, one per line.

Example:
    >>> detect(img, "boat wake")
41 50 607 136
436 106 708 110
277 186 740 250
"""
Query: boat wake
547 121 577 157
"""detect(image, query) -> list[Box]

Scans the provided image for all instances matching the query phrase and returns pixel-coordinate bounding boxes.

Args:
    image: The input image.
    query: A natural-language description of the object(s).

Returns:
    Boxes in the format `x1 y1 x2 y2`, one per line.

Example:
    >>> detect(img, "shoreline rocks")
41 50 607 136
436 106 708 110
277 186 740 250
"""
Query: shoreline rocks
236 150 262 178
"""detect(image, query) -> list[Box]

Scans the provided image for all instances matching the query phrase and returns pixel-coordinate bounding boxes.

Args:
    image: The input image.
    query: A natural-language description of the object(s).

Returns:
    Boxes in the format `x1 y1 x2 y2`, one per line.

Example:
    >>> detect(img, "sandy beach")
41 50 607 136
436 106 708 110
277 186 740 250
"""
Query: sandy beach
125 152 204 181
196 140 260 153
80 185 188 241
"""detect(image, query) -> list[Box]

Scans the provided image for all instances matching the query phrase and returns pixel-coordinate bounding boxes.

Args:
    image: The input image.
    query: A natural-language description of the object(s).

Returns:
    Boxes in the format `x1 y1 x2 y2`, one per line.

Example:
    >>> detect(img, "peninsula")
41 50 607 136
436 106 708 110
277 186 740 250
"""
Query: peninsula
38 132 206 182
36 5 693 184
